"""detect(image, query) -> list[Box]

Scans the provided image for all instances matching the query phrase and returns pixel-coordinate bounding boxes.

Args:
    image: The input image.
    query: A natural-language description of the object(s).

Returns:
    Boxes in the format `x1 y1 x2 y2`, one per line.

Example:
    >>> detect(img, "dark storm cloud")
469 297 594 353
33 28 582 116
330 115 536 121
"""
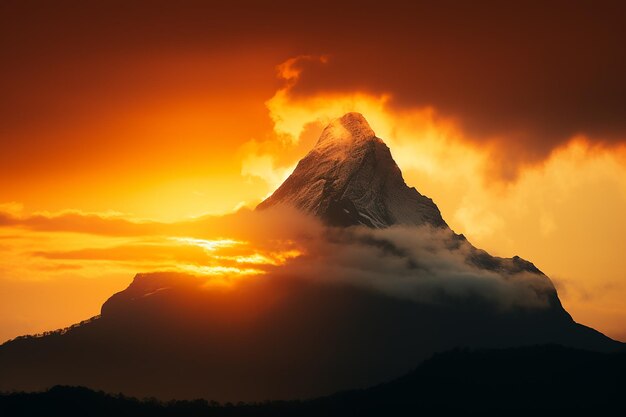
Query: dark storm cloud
2 1 625 169
275 2 626 172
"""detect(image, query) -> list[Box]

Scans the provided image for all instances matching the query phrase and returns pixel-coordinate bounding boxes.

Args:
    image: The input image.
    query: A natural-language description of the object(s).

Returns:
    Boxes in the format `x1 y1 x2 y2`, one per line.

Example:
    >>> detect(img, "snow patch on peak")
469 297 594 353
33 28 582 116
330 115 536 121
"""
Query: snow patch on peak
258 112 448 229
336 112 375 137
314 112 377 155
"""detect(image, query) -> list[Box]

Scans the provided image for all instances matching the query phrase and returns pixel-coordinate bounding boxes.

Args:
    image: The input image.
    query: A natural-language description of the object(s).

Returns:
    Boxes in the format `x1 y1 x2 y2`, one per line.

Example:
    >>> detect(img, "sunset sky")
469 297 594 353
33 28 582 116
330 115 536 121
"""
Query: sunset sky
1 1 626 342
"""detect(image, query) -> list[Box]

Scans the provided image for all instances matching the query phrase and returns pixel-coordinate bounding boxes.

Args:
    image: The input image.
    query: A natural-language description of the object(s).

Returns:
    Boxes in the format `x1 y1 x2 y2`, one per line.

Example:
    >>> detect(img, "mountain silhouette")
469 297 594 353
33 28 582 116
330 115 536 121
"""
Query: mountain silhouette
0 113 621 401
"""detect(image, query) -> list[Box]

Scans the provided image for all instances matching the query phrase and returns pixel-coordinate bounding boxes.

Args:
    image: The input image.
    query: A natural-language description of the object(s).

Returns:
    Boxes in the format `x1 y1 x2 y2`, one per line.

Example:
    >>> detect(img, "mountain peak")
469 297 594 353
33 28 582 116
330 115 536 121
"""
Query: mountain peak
318 112 375 141
312 112 378 159
258 113 447 228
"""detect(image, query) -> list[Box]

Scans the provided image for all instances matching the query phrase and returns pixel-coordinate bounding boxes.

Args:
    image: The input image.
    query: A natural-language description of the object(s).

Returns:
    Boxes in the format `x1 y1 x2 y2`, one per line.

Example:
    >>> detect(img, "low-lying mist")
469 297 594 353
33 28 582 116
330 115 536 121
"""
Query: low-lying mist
176 206 556 311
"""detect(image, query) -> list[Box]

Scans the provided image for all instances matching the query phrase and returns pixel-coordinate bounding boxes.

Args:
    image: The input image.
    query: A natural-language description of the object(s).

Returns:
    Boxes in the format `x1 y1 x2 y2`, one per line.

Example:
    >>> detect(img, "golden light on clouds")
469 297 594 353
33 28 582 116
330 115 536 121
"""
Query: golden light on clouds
169 237 243 252
0 204 310 342
1 49 626 345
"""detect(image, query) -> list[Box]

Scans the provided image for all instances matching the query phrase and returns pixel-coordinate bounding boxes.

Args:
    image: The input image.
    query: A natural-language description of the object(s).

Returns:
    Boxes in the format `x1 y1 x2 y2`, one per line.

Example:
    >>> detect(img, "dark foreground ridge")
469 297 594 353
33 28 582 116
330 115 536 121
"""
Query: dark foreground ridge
2 345 625 416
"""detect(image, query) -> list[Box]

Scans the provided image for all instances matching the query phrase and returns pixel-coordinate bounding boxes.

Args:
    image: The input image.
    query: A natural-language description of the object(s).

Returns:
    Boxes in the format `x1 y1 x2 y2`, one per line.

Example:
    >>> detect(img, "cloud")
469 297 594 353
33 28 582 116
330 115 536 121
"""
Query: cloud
6 202 555 310
6 200 624 343
0 209 167 236
240 140 297 195
4 2 626 182
124 207 559 309
269 221 555 310
273 5 626 167
266 51 626 182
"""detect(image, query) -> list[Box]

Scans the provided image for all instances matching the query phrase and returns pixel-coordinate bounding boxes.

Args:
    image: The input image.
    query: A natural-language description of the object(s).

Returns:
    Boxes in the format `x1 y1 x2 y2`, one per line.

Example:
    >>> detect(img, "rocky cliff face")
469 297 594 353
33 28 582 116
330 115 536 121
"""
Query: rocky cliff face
258 113 446 228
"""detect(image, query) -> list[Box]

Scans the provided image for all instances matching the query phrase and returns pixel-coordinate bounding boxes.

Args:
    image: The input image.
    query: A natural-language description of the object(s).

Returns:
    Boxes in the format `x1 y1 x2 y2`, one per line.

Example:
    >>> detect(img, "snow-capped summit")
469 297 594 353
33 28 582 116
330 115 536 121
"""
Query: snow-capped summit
257 112 447 228
313 112 376 153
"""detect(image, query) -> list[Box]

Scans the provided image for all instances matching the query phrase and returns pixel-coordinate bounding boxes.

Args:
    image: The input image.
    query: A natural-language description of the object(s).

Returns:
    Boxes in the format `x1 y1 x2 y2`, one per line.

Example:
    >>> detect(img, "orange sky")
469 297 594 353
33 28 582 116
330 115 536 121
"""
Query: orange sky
1 1 626 343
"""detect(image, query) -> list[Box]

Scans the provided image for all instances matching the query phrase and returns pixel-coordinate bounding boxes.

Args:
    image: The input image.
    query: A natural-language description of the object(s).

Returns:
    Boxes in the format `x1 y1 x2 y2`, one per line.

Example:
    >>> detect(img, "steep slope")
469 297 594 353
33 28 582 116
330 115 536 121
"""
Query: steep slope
0 113 622 402
257 113 446 228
